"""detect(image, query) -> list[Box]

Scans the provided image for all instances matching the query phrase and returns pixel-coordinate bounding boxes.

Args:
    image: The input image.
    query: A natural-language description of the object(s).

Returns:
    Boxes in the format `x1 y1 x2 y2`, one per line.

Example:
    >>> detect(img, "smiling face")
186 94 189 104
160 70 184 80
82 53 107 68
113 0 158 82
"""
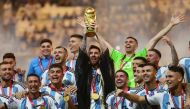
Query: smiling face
124 38 138 53
40 42 53 57
142 65 156 83
89 48 101 66
53 48 67 64
48 67 63 84
27 76 41 94
115 71 128 89
0 63 14 81
166 70 182 90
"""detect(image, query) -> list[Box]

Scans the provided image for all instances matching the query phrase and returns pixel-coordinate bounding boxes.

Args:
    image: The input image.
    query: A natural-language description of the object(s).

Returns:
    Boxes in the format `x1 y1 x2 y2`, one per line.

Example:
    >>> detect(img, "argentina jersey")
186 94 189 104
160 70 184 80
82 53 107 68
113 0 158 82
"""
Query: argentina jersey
90 69 104 109
13 72 25 83
179 57 190 83
146 91 186 109
41 70 76 86
0 94 16 104
40 86 78 108
0 81 25 96
19 94 59 109
135 84 168 109
156 66 168 82
106 90 134 109
66 60 76 72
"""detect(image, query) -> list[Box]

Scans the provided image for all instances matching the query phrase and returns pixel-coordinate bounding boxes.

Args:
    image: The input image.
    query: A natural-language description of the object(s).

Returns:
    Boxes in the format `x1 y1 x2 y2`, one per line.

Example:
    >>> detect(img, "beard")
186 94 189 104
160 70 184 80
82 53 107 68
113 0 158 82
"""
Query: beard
1 76 12 82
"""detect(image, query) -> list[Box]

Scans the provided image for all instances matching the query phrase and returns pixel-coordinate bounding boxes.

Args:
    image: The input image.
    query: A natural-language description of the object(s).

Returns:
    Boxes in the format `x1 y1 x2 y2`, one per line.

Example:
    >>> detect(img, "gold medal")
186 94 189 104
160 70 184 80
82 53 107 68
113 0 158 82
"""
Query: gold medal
91 93 99 100
64 96 70 102
39 105 45 109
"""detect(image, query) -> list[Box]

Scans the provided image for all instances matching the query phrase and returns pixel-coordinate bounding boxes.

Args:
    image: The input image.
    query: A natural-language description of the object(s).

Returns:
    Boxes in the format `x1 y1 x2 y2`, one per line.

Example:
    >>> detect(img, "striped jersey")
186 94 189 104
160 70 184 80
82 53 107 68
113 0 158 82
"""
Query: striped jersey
179 57 190 83
135 84 168 109
90 68 104 109
0 81 25 96
41 70 76 86
146 91 186 109
40 85 78 108
19 94 59 109
106 89 134 109
13 70 25 83
0 94 16 104
156 66 168 82
66 60 76 72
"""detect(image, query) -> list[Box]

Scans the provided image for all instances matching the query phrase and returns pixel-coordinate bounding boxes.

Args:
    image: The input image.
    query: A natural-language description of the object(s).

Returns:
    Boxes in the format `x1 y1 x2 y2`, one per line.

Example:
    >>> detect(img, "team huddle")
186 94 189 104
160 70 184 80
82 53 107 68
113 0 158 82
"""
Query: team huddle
0 14 190 109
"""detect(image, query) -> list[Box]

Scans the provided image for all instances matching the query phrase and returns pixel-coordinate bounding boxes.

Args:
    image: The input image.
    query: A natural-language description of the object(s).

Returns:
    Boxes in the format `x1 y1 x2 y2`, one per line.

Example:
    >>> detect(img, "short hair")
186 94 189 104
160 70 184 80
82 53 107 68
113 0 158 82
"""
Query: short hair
70 34 83 40
89 45 101 52
27 73 40 81
168 65 184 78
148 49 161 58
49 63 63 72
0 61 11 67
126 36 138 44
55 46 68 54
134 57 147 64
116 70 129 77
40 39 52 46
3 53 15 60
143 63 158 71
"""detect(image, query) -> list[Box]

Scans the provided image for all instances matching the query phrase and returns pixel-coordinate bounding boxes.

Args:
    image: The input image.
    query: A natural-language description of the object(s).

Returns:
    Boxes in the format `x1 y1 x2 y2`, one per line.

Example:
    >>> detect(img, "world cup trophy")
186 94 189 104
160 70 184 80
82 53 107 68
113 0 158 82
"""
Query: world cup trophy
84 7 96 37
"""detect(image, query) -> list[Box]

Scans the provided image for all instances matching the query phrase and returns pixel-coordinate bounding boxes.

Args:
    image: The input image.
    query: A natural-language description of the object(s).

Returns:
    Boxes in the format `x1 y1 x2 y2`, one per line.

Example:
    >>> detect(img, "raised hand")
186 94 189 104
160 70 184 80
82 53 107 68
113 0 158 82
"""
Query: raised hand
162 36 172 46
115 89 124 97
170 14 185 26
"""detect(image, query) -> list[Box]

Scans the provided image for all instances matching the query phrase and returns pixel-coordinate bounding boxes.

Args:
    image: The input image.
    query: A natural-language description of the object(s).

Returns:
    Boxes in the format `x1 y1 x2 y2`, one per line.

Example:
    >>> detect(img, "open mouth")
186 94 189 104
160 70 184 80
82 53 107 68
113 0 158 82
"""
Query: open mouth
143 75 150 80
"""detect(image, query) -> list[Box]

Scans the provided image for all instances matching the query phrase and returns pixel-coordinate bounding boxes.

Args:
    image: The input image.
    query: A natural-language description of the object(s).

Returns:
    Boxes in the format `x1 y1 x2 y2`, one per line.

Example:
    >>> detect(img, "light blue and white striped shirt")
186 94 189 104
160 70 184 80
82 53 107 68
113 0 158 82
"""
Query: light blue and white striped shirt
0 81 25 96
40 85 78 108
106 89 135 109
19 94 59 109
179 57 190 83
146 91 186 109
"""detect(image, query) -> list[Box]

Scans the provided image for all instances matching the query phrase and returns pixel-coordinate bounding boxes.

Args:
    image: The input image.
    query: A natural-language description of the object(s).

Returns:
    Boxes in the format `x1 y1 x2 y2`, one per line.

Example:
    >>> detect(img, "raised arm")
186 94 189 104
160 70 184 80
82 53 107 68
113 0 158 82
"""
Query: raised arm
95 33 113 53
162 36 179 65
146 14 184 50
184 83 190 109
116 89 146 103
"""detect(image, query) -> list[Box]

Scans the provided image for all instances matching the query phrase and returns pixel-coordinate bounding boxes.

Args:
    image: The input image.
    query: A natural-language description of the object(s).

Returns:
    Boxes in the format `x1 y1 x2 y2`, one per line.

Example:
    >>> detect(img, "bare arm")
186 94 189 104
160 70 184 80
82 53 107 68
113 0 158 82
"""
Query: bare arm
162 36 179 65
116 89 146 103
184 83 190 109
146 14 184 50
95 33 113 54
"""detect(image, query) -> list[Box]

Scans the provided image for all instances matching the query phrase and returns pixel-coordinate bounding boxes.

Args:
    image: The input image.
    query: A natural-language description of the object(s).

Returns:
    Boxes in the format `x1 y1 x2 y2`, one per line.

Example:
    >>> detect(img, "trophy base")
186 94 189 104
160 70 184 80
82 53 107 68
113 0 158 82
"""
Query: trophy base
85 32 96 37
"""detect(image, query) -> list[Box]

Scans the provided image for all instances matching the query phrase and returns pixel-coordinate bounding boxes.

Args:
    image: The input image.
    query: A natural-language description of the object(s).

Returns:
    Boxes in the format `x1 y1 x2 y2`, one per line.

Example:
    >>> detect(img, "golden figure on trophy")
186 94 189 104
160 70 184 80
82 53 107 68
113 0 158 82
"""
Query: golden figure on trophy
84 7 96 37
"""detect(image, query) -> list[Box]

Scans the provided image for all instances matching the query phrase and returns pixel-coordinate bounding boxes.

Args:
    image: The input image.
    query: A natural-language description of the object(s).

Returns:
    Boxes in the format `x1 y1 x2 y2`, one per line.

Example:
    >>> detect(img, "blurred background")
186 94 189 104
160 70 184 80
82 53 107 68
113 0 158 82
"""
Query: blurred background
0 0 190 70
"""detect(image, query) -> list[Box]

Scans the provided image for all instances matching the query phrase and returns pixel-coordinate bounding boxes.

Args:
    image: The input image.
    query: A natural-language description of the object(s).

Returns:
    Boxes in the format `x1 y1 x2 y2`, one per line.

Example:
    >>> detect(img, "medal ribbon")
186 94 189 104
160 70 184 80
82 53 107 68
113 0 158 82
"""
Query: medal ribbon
115 97 124 108
38 56 53 73
171 89 184 109
28 95 46 107
120 54 135 70
0 81 13 96
91 71 97 93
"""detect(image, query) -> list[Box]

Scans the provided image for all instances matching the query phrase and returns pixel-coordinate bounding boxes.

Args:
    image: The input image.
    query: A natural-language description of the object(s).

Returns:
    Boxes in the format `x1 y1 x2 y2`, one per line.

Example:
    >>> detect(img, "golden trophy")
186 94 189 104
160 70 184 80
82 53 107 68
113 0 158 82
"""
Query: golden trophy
84 7 96 37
